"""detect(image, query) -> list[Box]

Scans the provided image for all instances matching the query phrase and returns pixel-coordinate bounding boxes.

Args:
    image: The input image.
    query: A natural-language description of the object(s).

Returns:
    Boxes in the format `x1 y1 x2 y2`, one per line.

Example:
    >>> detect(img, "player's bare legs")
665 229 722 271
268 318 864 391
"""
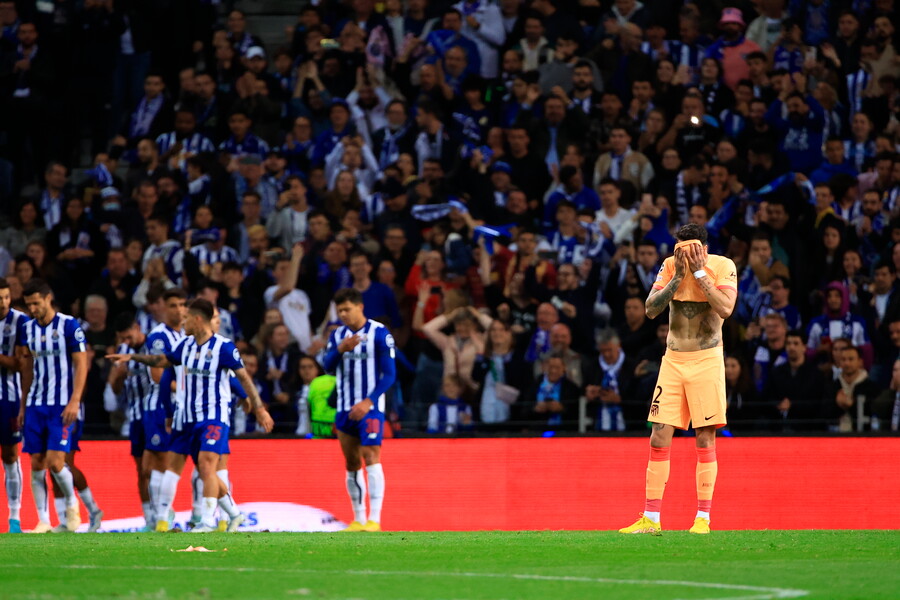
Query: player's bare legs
1 444 22 532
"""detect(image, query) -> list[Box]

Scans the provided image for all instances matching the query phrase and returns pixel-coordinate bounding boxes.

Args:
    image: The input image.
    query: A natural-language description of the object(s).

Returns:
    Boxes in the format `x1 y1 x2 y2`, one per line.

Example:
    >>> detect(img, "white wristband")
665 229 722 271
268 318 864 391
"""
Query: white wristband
693 269 708 279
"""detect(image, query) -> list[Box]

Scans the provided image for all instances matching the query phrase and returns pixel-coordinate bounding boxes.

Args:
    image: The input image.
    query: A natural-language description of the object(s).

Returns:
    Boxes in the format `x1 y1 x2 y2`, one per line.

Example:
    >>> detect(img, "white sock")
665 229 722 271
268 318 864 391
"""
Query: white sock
346 470 367 524
201 497 218 527
191 469 203 518
55 497 67 525
78 487 100 514
30 469 50 523
216 469 231 493
141 502 153 526
4 460 22 520
366 464 385 523
51 467 78 508
644 511 660 523
149 470 163 519
157 470 180 518
217 493 241 519
696 510 710 520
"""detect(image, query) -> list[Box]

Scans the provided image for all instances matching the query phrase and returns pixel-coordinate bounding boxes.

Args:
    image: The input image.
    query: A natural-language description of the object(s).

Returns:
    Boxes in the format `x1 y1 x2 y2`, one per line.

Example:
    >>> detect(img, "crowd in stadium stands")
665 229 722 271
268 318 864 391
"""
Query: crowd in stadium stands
0 0 899 436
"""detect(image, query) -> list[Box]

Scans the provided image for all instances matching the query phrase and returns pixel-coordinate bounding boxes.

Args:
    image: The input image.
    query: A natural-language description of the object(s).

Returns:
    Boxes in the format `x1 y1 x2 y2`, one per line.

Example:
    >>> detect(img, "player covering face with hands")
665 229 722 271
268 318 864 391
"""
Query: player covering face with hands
619 224 737 535
107 298 274 532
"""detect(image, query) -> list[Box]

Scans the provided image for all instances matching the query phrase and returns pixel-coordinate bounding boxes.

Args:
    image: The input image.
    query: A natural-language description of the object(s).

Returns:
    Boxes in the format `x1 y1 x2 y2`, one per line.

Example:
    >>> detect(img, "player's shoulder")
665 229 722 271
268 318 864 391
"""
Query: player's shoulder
708 253 737 274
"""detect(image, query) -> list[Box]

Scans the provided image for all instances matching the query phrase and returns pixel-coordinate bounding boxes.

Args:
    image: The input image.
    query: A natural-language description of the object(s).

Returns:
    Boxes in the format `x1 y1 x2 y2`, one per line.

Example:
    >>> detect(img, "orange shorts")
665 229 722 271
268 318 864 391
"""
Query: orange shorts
648 346 727 430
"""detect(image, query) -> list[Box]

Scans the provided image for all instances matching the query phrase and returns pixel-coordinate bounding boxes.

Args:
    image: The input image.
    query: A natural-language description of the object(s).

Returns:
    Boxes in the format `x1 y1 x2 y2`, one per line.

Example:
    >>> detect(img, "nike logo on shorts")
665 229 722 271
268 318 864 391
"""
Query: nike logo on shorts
704 414 716 421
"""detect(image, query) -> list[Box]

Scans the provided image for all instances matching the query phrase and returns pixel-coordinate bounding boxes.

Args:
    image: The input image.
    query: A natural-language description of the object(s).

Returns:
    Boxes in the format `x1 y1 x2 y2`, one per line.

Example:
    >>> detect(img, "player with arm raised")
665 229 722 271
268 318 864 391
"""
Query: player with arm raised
107 298 273 533
108 314 154 530
619 224 738 535
17 279 88 533
323 288 396 532
0 278 28 533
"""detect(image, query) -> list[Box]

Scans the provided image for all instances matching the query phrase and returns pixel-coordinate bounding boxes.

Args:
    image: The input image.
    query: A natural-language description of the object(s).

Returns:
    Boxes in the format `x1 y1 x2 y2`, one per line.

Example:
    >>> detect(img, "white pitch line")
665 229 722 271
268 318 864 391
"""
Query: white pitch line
5 564 810 600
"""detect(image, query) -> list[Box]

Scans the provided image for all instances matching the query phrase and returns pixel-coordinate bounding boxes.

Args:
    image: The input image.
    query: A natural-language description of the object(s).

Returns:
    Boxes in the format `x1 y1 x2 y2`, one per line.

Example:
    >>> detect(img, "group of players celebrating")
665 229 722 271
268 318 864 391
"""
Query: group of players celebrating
0 277 394 534
1 224 731 535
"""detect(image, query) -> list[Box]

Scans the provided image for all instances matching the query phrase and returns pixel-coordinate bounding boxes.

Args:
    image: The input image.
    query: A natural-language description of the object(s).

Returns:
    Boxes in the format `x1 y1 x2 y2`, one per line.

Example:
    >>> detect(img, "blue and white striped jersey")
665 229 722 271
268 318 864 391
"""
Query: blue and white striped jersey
0 309 29 404
166 333 244 426
188 244 240 270
218 133 270 159
118 342 152 422
145 323 185 413
142 241 184 283
20 313 86 410
136 310 158 335
155 131 216 156
323 320 397 413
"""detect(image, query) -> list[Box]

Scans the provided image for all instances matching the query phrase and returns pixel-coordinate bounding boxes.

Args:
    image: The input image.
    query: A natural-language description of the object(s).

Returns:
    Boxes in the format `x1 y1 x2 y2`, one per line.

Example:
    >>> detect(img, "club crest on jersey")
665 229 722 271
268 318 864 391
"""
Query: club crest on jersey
152 339 165 351
3 326 11 336
206 350 214 360
74 329 85 343
232 348 240 362
151 434 161 446
52 331 59 340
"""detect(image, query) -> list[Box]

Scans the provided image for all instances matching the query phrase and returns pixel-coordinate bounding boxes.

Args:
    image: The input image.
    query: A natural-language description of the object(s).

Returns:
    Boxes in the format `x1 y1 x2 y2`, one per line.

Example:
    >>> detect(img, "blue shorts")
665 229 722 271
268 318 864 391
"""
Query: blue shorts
0 402 22 446
70 420 82 453
189 420 230 462
129 419 145 458
335 410 384 446
22 406 76 455
169 425 192 457
142 411 171 453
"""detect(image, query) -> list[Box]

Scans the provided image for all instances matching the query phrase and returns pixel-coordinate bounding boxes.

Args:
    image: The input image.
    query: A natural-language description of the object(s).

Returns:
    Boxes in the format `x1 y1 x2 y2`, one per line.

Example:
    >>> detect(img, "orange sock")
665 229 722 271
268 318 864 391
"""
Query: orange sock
644 446 670 519
696 446 717 516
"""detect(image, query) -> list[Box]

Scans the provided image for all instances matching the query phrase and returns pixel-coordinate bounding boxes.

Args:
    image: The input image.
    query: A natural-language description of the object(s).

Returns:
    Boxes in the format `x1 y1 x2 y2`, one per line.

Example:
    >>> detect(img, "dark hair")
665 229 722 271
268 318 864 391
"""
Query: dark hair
843 345 862 360
786 329 806 343
875 260 896 274
674 223 708 244
188 298 215 321
146 282 167 305
162 288 188 302
23 278 52 297
770 275 791 289
0 277 7 291
222 261 243 273
114 312 137 333
333 288 363 306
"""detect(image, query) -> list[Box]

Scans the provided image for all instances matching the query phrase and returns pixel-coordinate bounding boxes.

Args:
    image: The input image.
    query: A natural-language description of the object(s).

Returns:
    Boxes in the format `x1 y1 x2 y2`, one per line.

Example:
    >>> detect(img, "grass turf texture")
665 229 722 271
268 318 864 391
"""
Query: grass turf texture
0 531 897 599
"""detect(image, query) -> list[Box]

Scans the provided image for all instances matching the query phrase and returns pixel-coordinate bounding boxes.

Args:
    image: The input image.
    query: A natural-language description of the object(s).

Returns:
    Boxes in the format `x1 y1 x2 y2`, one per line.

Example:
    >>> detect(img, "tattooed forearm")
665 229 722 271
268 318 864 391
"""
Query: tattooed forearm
645 276 683 318
694 276 735 318
672 300 710 319
131 354 170 368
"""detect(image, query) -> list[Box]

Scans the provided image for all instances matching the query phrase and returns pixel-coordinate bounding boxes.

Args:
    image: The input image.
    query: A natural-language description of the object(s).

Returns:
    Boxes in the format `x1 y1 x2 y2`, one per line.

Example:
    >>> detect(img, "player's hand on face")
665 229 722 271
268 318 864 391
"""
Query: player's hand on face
673 248 687 278
255 407 275 432
685 244 708 272
348 398 372 421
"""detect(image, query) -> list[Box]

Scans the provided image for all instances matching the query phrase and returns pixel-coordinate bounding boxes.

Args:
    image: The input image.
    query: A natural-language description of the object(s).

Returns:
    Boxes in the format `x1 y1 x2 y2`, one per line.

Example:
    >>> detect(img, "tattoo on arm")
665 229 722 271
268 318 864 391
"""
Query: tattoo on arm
133 354 169 368
646 276 682 318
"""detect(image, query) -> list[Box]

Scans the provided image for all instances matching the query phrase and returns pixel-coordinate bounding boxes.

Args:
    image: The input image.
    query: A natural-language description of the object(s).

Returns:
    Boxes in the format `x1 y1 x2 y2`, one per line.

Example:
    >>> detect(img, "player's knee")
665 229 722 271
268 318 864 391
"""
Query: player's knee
0 445 16 463
361 448 380 467
649 428 673 448
694 427 716 448
47 455 65 472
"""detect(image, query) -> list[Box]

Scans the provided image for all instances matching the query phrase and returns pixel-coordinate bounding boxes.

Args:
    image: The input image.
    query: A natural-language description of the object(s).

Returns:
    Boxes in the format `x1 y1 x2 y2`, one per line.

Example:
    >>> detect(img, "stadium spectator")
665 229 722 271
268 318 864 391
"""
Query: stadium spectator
824 345 879 432
518 353 580 431
584 329 636 432
426 374 474 434
761 329 825 432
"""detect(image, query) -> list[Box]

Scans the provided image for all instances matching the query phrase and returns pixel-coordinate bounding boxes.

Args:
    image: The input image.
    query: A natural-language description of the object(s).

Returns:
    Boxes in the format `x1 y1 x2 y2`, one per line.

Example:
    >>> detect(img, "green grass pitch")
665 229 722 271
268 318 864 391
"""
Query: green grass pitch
0 531 898 599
